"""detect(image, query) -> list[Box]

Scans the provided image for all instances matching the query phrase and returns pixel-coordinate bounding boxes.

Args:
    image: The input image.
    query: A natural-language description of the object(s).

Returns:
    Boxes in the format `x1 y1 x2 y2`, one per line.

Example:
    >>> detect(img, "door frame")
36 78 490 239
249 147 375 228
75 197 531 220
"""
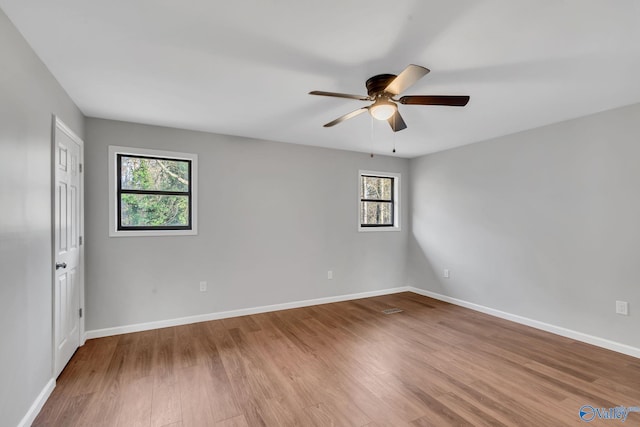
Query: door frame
51 115 85 377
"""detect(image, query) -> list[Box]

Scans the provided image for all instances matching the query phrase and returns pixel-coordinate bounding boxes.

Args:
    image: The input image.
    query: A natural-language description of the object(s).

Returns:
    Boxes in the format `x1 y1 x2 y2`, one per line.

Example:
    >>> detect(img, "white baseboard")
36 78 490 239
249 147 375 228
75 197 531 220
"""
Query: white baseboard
17 378 55 427
409 286 640 359
86 286 411 340
85 285 639 359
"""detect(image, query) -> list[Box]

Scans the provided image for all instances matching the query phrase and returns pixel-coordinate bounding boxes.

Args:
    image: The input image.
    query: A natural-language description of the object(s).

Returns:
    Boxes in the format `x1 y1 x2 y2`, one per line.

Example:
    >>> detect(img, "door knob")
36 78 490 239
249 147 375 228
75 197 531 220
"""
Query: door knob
55 262 67 270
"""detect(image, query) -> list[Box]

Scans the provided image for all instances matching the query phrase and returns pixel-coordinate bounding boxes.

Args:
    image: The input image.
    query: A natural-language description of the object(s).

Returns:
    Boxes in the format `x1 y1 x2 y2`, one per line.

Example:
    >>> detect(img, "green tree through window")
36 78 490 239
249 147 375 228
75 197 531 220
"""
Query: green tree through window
118 154 192 229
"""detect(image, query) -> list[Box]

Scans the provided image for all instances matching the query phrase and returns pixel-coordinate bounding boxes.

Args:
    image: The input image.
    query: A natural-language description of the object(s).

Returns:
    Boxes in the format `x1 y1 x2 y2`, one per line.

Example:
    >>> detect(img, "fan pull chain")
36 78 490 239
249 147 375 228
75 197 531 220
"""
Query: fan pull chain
392 115 396 153
370 115 374 157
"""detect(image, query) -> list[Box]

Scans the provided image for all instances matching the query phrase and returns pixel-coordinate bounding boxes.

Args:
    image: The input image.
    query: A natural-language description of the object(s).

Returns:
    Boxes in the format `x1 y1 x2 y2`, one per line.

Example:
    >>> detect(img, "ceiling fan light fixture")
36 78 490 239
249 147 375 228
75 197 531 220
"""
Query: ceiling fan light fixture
369 99 397 120
310 64 469 132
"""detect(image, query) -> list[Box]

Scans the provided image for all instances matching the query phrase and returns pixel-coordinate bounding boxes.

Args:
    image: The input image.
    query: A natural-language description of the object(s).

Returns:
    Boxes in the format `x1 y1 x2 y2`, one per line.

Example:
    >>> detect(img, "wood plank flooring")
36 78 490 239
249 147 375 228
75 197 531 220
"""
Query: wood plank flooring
33 293 640 426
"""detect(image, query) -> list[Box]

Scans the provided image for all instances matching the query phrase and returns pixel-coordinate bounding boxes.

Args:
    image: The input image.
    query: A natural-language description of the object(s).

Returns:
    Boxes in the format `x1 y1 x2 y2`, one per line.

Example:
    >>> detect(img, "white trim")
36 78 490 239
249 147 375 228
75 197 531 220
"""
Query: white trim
358 170 401 232
409 287 640 359
54 117 82 145
84 285 640 357
85 286 410 339
108 145 198 237
17 378 55 427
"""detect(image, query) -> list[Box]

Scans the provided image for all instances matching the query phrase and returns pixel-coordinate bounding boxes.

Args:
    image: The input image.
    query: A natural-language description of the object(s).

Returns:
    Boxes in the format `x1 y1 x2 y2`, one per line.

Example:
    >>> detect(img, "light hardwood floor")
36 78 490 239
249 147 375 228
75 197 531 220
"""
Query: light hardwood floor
34 292 640 426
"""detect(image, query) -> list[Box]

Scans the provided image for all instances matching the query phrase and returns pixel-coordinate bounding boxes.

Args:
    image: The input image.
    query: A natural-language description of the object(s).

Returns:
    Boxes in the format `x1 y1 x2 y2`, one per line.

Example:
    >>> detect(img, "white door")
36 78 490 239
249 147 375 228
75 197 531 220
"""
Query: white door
53 118 84 377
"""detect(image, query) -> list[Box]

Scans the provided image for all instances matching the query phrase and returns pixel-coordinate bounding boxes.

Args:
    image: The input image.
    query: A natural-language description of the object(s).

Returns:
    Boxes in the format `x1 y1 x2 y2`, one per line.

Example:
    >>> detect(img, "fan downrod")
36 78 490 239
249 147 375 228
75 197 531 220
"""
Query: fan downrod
365 74 396 97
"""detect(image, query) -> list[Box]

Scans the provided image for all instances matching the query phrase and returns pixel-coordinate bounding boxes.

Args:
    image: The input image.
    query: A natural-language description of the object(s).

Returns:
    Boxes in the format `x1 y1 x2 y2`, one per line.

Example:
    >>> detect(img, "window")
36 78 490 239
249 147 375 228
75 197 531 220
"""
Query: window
109 146 198 236
359 170 400 231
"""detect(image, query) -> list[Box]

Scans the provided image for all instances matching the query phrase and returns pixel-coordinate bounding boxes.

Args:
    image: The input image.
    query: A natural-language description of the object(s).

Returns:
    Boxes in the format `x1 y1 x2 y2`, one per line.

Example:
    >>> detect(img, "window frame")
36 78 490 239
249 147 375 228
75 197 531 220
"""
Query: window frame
108 146 198 237
358 170 401 232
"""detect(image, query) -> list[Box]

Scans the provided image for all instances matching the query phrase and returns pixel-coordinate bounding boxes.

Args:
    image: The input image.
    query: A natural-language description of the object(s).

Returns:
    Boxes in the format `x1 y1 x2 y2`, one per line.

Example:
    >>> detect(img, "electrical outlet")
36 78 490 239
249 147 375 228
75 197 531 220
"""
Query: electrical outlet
327 270 333 280
444 269 450 278
616 300 628 316
199 281 207 292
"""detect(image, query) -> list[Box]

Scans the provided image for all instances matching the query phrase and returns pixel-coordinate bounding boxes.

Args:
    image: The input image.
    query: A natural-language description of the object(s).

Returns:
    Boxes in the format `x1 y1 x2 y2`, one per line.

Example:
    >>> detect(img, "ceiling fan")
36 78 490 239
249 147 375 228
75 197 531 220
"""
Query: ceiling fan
310 64 469 132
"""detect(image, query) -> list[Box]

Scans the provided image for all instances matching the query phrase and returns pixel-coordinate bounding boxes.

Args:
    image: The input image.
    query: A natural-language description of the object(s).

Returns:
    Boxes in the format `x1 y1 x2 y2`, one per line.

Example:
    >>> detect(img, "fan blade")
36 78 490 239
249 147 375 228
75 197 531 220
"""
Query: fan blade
323 107 368 127
399 95 470 106
387 111 407 132
384 64 430 95
309 91 370 101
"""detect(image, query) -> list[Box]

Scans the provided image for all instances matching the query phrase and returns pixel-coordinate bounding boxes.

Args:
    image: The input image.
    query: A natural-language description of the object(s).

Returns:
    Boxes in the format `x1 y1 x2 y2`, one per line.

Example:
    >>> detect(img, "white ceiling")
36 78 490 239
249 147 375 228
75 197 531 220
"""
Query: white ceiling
2 0 640 157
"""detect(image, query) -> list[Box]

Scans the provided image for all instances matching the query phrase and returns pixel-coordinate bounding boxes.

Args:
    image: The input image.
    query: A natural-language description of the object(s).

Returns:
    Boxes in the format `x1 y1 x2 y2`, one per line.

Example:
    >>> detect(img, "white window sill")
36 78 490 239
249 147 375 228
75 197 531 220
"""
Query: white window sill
358 226 402 233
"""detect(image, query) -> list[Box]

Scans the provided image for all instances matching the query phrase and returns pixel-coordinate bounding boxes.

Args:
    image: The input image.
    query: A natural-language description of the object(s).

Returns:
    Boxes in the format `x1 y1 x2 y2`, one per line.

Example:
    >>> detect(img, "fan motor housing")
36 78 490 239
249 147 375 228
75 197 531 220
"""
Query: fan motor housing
366 74 396 97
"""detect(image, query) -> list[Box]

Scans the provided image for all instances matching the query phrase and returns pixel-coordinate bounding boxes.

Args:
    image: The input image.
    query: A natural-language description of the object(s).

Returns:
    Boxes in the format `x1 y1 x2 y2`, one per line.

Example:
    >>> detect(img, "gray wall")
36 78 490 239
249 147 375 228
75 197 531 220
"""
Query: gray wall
85 118 409 331
0 8 84 427
408 102 640 348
